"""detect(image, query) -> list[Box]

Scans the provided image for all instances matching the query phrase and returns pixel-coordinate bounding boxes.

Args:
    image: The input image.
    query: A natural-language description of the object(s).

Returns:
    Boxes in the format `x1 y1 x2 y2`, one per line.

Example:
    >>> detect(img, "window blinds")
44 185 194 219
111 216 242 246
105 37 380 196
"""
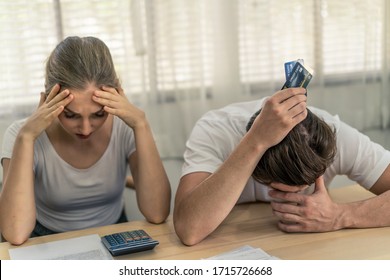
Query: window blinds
59 0 147 96
239 0 315 85
238 0 384 84
0 0 388 114
0 0 57 113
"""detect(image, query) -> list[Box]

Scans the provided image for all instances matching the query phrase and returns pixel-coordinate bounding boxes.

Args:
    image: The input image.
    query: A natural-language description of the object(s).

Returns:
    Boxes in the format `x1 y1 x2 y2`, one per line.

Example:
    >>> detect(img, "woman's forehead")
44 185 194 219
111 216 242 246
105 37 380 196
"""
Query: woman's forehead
66 85 101 113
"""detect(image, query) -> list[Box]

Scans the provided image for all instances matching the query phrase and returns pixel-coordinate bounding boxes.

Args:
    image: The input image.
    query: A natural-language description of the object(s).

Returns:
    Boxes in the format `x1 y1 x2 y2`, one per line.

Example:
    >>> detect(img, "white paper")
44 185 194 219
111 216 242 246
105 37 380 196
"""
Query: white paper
9 234 113 260
204 245 280 260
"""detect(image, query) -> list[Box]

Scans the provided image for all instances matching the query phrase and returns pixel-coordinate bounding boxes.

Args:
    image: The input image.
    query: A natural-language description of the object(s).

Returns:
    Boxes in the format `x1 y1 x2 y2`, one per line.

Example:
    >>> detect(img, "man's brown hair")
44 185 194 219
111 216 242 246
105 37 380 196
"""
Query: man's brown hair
246 108 337 186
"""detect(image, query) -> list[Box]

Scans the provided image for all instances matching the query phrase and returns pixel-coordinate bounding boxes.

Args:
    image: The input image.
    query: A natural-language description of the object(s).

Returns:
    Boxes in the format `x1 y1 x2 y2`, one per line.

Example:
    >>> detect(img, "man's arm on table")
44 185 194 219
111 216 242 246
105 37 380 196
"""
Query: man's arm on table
269 164 390 232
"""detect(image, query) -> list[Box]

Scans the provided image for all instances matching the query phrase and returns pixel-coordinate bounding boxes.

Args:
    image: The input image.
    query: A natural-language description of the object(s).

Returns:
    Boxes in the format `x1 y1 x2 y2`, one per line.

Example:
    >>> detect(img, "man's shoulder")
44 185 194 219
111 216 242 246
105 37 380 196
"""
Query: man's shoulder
194 99 266 135
201 99 266 121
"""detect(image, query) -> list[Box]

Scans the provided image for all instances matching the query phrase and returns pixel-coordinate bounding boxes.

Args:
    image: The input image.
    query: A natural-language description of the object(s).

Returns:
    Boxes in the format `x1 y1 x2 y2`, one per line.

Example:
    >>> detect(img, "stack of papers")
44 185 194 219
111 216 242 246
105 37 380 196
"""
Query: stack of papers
9 234 113 260
204 245 279 260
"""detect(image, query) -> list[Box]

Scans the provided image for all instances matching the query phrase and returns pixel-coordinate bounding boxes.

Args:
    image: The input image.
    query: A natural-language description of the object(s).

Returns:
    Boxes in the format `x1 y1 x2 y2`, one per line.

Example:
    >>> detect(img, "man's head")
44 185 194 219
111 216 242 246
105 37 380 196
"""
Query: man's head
246 108 337 186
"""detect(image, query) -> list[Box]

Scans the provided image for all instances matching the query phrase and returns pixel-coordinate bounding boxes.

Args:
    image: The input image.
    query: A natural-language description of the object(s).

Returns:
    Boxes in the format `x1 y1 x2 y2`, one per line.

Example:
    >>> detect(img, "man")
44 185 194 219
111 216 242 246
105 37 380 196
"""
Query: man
173 88 390 246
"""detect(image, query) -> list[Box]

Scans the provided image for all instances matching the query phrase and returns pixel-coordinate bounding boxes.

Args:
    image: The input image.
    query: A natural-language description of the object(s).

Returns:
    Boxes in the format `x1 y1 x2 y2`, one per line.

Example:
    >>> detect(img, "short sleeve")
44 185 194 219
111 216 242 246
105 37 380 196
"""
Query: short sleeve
114 117 136 159
335 120 390 189
182 116 243 177
1 119 25 165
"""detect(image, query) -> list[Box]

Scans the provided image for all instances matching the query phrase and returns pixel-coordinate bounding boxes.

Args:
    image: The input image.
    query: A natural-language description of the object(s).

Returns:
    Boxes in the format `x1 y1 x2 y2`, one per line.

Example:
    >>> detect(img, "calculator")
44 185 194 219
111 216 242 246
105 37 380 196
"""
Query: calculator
101 229 159 256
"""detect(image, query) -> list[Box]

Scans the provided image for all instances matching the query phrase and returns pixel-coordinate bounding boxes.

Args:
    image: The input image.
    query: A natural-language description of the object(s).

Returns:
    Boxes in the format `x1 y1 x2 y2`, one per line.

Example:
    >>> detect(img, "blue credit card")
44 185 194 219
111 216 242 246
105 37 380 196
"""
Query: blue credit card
281 61 313 90
284 59 304 80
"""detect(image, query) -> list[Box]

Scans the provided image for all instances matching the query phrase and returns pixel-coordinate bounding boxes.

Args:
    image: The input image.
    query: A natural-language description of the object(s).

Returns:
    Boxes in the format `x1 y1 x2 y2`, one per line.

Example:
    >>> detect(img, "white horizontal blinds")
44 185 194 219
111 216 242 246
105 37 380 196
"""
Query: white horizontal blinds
151 0 213 97
238 0 315 85
385 0 390 73
0 0 57 112
383 0 390 129
59 0 148 96
389 4 390 69
322 0 383 75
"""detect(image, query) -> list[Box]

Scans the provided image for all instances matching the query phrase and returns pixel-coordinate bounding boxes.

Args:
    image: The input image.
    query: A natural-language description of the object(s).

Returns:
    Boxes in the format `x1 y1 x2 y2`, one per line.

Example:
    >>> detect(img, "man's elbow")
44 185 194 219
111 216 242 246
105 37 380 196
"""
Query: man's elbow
173 218 204 246
178 234 202 246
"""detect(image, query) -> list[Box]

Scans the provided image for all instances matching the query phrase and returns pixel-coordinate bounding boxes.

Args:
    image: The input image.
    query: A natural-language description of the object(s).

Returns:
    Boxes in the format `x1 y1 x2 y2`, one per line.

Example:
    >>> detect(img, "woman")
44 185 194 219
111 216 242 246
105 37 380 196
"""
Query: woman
0 36 171 245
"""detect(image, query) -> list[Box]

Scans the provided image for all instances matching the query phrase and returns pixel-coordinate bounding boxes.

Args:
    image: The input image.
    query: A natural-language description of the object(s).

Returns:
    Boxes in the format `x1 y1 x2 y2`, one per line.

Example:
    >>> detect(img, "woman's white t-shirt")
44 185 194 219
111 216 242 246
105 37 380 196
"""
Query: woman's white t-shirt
1 116 135 232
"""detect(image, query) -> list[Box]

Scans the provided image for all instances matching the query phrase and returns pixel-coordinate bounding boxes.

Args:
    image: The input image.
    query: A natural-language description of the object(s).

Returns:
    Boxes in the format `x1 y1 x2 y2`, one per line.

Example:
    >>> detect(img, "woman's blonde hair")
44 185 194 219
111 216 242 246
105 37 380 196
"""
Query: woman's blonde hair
45 36 119 94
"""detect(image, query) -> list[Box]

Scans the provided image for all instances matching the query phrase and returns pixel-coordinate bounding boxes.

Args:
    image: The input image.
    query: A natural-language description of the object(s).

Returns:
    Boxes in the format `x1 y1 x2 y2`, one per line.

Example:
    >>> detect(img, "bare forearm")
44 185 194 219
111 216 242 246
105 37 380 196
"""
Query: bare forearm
174 134 267 245
132 122 171 223
337 190 390 229
0 133 36 244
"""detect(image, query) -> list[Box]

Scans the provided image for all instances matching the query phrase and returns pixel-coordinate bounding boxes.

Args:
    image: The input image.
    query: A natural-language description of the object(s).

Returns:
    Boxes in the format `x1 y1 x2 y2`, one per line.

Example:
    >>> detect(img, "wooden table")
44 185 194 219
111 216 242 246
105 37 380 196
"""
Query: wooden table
1 185 388 260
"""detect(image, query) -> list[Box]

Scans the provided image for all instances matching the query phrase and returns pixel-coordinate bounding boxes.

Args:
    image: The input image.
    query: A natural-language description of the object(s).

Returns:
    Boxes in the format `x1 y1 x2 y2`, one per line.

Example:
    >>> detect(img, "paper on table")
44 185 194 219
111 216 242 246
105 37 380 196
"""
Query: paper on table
9 234 113 260
204 245 280 260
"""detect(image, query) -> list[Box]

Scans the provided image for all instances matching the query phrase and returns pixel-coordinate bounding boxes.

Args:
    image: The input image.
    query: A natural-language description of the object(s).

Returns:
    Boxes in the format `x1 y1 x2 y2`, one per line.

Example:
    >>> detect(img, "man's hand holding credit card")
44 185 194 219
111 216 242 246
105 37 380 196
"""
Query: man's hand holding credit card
282 59 314 94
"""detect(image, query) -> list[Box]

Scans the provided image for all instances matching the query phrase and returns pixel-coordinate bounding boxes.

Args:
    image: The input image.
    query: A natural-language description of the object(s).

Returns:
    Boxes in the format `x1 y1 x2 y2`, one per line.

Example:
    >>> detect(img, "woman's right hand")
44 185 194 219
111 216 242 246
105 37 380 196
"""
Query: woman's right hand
20 84 73 140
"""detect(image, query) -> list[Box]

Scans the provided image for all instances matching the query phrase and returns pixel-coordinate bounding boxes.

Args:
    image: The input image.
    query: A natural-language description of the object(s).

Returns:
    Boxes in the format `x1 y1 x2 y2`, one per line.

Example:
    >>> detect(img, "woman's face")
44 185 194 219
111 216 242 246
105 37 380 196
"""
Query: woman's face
57 84 109 141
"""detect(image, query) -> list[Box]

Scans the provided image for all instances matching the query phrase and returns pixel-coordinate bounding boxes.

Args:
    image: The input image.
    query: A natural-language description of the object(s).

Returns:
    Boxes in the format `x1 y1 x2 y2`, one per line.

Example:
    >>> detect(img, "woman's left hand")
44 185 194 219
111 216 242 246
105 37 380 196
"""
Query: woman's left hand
92 84 146 129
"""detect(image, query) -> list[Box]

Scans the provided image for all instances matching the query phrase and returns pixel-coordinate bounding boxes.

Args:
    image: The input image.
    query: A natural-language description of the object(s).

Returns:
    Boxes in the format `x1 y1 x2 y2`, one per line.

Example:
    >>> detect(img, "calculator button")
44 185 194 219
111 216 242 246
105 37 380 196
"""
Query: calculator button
113 234 125 244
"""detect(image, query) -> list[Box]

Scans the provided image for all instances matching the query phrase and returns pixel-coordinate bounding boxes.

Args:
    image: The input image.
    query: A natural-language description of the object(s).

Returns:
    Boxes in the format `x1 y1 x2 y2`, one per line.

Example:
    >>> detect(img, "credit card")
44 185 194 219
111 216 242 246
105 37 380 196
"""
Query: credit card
281 61 313 90
284 59 304 80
